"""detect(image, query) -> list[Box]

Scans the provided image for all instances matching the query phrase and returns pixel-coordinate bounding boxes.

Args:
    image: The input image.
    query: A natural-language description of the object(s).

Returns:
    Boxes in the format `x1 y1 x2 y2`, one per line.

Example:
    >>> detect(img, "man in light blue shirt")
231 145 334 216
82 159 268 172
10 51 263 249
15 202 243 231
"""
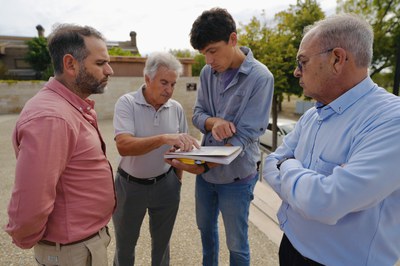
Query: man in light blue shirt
263 13 400 265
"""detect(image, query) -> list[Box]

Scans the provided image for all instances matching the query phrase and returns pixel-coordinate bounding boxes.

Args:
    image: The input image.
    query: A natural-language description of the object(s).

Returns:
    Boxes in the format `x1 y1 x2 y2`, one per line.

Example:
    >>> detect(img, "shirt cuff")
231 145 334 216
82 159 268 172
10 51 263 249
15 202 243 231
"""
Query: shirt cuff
198 115 210 134
280 158 302 172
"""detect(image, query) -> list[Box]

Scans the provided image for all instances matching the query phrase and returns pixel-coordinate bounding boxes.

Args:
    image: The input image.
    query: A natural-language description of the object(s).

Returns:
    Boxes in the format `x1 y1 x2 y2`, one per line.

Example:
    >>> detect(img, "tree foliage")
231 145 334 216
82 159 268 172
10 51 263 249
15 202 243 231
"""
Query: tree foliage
238 0 324 150
239 0 324 99
191 53 205 76
108 47 137 56
25 37 53 80
337 0 400 81
169 49 205 76
169 49 193 58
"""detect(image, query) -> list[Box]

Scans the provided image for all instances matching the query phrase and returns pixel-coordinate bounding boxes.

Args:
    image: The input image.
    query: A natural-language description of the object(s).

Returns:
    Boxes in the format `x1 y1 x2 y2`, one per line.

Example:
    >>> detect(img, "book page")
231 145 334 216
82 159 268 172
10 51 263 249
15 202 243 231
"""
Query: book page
166 146 241 157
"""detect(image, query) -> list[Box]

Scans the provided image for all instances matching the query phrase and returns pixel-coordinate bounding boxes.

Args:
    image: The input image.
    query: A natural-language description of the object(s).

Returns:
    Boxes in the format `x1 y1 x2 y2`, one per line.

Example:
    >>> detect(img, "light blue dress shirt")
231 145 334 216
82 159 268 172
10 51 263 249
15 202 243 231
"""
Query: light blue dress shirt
264 77 400 265
193 47 274 184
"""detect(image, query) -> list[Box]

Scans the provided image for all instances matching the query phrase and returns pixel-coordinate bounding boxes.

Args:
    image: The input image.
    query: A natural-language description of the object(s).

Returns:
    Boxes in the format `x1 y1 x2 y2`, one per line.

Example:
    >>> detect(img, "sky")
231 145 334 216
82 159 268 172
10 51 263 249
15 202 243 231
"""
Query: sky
1 0 337 56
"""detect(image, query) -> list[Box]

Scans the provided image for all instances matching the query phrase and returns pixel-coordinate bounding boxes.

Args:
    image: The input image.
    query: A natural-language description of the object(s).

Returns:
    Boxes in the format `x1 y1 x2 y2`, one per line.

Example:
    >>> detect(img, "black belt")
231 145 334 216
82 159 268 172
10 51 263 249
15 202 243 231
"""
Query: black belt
118 167 172 185
39 231 99 247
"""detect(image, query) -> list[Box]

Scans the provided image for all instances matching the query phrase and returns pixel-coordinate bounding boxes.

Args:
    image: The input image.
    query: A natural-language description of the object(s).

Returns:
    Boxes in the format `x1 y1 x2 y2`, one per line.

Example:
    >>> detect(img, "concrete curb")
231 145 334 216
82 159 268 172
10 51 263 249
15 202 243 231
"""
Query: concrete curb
250 181 282 245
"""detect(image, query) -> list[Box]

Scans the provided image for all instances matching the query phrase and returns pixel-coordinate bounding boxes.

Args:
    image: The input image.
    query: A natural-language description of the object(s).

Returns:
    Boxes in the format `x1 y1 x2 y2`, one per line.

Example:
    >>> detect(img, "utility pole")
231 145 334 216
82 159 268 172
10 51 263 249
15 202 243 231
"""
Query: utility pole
393 43 400 96
271 95 278 151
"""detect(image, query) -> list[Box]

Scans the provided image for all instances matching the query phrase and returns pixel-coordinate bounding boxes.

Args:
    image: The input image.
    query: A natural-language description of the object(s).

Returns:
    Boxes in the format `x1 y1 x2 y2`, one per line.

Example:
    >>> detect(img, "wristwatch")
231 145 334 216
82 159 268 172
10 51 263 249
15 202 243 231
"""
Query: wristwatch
202 163 210 173
276 157 294 170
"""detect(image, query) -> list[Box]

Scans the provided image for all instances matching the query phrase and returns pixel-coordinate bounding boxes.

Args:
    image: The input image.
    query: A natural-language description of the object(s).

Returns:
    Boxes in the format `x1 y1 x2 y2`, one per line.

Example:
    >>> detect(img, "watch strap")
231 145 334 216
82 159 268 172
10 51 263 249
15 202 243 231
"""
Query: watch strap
202 163 210 173
276 157 294 170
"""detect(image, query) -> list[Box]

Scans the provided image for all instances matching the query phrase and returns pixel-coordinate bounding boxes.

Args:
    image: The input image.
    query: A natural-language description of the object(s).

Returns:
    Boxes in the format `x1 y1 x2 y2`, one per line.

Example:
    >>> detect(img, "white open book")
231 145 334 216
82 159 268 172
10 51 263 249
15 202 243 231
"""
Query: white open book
164 146 242 165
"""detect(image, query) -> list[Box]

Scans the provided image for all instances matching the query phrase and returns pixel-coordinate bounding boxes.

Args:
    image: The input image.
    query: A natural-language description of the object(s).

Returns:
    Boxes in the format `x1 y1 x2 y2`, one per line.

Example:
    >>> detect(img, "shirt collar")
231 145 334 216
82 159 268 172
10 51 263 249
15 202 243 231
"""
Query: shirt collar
135 84 173 109
319 76 375 115
45 77 95 114
238 46 254 76
212 46 254 77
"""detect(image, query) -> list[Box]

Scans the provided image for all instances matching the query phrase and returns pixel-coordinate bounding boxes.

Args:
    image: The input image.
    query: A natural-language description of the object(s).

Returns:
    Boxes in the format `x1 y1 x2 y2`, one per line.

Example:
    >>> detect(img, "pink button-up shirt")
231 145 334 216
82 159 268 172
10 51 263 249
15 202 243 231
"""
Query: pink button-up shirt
5 78 116 249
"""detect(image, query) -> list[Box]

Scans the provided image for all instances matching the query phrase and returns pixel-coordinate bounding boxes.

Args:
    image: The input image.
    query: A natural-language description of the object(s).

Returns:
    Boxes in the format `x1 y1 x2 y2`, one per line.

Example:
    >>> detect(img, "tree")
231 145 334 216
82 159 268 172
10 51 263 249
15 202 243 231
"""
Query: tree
238 0 324 150
169 49 205 77
25 37 53 80
108 47 137 56
191 53 205 76
274 0 325 95
337 0 400 95
169 49 193 58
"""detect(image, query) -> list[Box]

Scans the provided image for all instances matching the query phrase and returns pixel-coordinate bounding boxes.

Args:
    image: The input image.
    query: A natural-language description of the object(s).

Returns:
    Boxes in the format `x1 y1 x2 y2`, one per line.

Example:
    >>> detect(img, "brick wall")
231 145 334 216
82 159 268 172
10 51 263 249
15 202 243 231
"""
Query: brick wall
109 57 194 77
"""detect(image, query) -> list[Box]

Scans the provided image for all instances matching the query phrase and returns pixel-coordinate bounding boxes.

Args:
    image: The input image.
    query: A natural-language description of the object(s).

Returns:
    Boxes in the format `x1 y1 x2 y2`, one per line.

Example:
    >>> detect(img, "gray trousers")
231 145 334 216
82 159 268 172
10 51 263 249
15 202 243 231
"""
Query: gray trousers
112 168 181 266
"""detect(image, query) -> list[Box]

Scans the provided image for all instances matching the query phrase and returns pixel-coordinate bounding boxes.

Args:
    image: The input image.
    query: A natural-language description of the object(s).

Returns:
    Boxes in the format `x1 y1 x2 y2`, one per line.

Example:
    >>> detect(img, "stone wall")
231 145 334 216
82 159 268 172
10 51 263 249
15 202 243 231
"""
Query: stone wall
0 76 201 138
0 81 43 113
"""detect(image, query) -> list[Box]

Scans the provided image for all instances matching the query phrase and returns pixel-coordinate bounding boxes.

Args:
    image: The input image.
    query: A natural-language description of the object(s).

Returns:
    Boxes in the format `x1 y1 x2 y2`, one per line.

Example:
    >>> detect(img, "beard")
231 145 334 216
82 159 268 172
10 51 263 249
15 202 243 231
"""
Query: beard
75 65 108 95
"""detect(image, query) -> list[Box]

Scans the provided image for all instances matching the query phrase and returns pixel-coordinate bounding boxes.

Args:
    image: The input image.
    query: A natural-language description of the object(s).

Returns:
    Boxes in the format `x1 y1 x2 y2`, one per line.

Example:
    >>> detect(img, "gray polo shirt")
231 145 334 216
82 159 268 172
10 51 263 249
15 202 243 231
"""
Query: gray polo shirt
114 85 188 178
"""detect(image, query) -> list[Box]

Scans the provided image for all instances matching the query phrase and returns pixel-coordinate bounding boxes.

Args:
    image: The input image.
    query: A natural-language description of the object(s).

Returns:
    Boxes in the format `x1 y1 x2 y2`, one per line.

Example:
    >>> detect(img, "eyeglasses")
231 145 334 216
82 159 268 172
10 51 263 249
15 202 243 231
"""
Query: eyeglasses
296 48 334 72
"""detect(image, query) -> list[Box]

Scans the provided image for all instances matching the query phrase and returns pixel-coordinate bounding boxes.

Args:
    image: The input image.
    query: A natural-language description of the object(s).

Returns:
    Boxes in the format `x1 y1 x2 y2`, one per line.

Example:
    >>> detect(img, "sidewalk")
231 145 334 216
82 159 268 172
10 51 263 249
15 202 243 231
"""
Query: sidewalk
0 114 280 265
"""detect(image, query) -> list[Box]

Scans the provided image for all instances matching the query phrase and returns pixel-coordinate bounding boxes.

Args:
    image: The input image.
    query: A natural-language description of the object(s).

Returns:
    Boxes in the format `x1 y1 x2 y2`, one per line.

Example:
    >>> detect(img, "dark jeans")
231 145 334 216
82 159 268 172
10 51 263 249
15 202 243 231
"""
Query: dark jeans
279 234 324 266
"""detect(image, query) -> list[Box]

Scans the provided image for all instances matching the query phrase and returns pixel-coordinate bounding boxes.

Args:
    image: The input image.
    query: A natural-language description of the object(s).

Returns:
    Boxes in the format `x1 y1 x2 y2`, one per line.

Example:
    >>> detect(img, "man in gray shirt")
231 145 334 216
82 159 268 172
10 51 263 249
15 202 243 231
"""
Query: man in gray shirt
112 52 199 265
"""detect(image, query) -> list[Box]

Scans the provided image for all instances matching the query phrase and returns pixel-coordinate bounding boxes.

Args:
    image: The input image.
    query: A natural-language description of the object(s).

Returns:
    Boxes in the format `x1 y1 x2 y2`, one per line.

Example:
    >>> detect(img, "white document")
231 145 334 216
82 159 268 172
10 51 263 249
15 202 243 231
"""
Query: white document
164 146 242 165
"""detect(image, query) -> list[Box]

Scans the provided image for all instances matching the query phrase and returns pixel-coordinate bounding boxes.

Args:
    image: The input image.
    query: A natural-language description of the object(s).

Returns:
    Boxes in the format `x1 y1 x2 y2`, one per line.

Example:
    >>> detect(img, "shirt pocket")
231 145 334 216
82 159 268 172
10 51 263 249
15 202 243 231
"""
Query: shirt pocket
225 90 245 116
315 156 340 176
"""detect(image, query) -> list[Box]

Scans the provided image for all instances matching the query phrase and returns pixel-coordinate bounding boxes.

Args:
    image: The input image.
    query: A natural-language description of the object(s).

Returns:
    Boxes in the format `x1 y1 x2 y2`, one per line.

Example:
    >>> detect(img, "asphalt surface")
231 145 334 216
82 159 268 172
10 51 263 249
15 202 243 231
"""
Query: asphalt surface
0 114 279 266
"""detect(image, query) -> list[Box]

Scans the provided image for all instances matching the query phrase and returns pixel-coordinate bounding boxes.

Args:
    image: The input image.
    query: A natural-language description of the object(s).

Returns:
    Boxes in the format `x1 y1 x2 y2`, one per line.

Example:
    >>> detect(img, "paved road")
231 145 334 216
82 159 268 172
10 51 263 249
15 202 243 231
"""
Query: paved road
0 114 279 265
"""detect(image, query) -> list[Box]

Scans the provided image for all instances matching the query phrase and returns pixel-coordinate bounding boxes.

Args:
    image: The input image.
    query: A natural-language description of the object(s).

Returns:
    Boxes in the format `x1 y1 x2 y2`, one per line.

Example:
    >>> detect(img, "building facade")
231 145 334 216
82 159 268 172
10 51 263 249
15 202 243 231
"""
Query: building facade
0 25 194 79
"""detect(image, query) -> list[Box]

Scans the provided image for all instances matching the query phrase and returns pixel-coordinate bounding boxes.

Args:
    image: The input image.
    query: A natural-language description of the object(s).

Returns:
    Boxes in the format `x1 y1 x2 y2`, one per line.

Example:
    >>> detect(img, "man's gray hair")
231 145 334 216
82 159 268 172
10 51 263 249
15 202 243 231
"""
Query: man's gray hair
144 52 183 80
304 13 373 67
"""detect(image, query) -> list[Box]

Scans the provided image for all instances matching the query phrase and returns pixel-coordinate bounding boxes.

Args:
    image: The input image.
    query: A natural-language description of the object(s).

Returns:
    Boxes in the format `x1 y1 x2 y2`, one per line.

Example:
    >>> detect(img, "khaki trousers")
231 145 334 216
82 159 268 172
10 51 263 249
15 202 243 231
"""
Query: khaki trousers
34 226 111 266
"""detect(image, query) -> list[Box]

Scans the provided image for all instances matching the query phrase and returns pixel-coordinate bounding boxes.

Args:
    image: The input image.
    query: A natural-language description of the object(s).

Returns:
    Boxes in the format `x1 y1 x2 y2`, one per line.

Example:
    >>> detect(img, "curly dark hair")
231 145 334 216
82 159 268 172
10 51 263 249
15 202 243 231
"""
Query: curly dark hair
190 7 236 50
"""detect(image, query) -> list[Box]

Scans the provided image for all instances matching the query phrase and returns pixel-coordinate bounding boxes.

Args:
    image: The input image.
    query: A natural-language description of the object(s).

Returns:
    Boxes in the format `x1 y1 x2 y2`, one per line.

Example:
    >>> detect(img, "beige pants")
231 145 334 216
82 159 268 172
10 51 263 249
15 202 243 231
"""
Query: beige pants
34 227 111 266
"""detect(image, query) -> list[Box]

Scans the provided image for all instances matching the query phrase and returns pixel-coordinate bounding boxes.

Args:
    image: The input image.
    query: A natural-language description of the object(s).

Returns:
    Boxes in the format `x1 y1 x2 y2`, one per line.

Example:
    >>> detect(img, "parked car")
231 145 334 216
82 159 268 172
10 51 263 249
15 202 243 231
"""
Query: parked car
259 118 297 148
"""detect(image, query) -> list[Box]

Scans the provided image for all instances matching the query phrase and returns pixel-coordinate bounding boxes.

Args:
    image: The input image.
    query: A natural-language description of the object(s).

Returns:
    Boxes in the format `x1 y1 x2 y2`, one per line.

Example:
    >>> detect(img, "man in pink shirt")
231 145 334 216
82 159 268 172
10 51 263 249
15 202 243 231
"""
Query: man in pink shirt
4 24 116 266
